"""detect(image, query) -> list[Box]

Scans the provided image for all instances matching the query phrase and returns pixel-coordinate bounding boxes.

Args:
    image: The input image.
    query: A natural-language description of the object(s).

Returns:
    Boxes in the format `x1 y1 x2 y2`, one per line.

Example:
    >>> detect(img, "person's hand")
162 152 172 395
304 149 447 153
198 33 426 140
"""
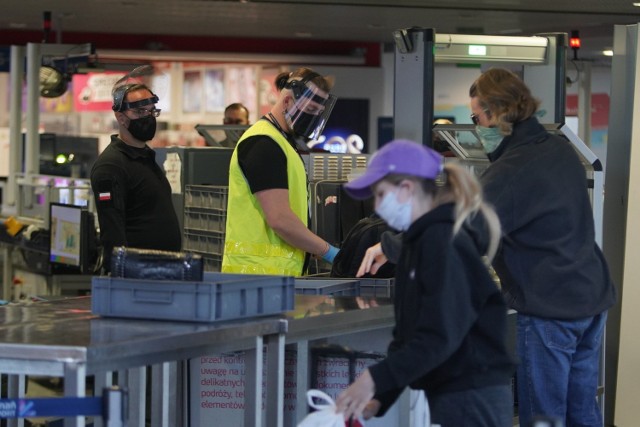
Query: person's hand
362 399 381 420
356 243 388 277
335 369 376 421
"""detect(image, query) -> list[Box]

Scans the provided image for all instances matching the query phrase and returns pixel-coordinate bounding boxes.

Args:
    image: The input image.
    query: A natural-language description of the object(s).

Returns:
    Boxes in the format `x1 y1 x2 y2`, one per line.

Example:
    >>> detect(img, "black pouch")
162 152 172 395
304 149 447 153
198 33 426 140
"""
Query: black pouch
110 247 204 281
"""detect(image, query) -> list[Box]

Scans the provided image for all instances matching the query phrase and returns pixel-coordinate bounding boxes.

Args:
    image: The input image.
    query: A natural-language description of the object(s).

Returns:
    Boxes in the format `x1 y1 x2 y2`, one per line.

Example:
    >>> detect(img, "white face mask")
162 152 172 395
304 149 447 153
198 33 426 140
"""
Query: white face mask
375 190 413 231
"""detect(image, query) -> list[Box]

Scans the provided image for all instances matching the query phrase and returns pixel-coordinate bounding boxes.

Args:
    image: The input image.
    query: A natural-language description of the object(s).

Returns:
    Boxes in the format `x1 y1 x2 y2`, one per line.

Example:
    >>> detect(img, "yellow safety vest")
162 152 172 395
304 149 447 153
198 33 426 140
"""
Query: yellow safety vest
222 119 308 276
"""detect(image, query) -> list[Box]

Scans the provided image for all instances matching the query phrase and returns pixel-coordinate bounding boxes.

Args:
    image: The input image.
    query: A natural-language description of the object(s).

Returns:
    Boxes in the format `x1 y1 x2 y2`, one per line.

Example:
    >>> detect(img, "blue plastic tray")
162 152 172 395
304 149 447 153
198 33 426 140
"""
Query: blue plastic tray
91 272 294 323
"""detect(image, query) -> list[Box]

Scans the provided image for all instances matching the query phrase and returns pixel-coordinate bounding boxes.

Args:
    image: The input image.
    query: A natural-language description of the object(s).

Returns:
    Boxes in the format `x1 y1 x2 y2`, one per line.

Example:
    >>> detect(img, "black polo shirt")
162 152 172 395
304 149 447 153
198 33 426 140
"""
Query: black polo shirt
237 135 289 193
90 135 181 271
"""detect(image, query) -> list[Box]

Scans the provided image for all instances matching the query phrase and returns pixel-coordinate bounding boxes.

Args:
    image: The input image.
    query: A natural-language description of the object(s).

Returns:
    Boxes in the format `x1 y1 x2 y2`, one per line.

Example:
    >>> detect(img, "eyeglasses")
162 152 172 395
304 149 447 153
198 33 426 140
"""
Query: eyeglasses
471 109 491 125
129 108 161 118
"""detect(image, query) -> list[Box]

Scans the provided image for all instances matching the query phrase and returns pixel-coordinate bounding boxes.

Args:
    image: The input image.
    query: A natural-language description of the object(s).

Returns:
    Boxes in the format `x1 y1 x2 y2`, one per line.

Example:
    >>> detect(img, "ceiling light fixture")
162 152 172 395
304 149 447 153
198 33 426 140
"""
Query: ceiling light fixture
434 34 548 64
603 50 614 56
634 2 640 6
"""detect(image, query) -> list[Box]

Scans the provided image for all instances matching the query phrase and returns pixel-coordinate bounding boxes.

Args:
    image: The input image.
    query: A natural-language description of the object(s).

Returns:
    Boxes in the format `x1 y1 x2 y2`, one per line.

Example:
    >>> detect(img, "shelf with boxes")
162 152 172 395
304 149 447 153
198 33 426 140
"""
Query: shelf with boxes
183 185 228 272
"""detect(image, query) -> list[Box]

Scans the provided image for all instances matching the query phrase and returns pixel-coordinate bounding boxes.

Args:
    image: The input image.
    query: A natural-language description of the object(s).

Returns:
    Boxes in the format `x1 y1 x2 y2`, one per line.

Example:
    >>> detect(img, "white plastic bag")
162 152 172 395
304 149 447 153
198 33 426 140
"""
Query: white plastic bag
297 390 348 427
410 389 432 427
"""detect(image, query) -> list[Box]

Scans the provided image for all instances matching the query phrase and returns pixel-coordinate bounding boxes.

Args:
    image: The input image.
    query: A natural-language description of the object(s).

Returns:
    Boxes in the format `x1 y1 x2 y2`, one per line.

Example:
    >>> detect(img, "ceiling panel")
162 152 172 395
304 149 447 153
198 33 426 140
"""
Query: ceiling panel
2 0 639 61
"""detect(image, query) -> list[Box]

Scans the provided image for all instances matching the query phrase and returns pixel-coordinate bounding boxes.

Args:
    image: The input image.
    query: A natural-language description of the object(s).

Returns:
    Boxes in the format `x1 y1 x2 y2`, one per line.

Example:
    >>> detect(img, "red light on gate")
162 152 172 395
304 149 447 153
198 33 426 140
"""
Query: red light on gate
570 30 580 60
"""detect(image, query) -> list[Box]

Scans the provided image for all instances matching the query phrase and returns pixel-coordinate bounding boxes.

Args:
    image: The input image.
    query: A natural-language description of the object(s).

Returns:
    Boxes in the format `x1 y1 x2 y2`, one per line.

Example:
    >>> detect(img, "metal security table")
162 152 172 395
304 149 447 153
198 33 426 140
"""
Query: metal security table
282 295 395 425
0 296 287 427
188 294 396 427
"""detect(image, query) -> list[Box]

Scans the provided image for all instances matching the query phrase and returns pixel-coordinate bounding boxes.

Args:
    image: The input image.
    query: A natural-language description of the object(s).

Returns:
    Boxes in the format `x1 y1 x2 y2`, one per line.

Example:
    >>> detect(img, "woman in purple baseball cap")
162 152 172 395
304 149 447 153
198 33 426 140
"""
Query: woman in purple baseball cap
336 139 515 427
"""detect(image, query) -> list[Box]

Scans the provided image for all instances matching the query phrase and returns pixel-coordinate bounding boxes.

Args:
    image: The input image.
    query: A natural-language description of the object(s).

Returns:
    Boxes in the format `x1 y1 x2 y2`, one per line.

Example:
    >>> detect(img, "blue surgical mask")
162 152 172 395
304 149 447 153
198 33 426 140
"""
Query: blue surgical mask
375 190 412 231
475 125 504 153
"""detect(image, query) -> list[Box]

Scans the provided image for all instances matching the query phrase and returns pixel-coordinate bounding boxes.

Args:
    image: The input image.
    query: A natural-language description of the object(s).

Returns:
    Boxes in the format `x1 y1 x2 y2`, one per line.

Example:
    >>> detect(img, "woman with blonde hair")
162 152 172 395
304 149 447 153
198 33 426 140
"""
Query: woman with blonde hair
336 139 515 426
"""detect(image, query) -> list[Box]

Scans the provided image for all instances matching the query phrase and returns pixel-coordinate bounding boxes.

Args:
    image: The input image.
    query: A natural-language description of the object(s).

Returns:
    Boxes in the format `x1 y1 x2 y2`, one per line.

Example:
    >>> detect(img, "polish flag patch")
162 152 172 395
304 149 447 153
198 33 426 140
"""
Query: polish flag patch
99 192 111 201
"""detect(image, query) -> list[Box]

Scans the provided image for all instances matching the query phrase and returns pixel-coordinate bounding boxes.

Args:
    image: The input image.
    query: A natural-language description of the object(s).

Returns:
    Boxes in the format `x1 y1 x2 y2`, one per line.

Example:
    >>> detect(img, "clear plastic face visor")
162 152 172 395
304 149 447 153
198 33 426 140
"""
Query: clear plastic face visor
286 84 337 140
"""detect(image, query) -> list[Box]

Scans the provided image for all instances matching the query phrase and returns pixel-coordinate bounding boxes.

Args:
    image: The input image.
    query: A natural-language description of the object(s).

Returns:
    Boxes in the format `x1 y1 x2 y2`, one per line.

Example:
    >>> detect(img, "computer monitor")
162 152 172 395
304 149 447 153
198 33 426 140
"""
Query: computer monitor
312 98 370 153
49 202 96 274
195 124 250 148
24 133 99 178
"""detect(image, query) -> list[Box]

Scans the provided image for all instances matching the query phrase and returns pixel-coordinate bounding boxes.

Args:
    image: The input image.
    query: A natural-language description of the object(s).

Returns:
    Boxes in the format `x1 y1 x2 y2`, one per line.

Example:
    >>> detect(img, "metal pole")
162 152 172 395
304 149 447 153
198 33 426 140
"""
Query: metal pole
6 45 25 210
25 43 41 177
244 337 264 427
523 33 567 124
578 62 593 146
104 387 128 427
265 334 285 427
393 28 435 147
7 374 27 427
64 363 87 427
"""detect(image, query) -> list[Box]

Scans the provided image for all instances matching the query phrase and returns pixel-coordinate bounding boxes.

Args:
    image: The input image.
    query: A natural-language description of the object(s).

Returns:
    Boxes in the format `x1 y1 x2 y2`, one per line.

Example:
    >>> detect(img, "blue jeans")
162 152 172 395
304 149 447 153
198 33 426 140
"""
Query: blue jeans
516 312 607 427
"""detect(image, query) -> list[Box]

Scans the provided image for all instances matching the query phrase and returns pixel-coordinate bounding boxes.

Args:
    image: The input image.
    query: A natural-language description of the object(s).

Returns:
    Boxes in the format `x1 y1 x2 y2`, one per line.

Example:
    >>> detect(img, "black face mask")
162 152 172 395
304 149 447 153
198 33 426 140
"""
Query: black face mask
128 116 157 142
287 107 320 140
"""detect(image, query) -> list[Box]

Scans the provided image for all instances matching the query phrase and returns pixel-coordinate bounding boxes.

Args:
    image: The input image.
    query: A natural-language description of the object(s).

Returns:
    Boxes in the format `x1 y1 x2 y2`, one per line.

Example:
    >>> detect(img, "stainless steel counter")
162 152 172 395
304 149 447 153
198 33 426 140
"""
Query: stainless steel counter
0 294 397 427
0 296 287 427
286 294 394 339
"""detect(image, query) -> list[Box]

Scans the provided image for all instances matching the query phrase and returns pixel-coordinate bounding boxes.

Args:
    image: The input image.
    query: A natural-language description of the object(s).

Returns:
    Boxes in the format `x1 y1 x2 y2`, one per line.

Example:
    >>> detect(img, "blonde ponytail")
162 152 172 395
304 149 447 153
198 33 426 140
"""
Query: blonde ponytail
437 162 501 261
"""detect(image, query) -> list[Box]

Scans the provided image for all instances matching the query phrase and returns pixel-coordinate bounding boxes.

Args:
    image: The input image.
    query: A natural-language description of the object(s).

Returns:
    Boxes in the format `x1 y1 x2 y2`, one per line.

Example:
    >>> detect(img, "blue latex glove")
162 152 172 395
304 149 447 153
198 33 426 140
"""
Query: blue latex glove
322 244 340 264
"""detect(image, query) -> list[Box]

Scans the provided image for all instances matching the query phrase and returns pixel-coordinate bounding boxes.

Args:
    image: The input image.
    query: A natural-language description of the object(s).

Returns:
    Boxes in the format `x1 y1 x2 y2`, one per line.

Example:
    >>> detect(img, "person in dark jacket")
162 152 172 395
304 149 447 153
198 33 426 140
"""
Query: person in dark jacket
336 139 515 426
470 67 616 427
90 67 181 273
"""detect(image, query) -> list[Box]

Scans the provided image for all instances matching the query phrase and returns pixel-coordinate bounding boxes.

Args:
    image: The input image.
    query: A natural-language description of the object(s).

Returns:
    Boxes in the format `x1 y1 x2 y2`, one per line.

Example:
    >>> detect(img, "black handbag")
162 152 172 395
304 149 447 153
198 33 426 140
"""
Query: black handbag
110 247 204 281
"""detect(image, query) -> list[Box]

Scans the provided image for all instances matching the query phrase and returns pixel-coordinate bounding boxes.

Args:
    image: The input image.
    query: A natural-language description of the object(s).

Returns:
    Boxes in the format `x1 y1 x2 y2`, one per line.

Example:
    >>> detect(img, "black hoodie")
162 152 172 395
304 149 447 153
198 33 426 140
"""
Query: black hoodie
368 203 515 415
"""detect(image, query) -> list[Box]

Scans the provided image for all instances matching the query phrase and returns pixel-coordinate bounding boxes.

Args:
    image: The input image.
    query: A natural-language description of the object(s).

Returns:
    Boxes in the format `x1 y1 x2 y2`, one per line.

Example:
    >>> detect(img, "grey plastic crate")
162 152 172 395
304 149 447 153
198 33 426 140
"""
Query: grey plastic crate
202 253 223 272
183 230 225 255
296 275 394 298
184 208 227 233
91 272 294 323
357 277 395 298
294 278 359 296
185 185 229 210
183 231 204 253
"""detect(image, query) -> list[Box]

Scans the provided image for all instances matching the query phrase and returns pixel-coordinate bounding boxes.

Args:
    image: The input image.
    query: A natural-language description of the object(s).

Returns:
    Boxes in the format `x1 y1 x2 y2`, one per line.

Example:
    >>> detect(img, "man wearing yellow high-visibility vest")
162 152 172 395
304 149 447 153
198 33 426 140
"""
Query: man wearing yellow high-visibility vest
222 67 339 276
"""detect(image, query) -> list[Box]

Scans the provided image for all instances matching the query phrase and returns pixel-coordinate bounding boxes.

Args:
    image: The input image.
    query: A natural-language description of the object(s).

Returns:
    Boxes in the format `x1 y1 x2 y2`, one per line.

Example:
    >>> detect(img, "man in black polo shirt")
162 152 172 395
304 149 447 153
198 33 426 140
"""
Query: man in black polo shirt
90 74 181 273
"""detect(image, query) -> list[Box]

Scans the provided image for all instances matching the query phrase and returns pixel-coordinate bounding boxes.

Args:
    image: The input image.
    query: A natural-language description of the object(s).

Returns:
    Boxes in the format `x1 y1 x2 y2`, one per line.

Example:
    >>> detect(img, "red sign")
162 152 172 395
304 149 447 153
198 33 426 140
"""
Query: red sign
565 93 609 128
72 72 126 111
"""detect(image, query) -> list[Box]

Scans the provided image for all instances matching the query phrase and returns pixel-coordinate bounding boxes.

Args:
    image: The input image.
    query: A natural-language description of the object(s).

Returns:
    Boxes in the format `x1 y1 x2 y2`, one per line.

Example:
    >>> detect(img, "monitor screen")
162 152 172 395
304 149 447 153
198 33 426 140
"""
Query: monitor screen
49 203 95 273
50 203 83 268
309 98 370 154
195 124 250 148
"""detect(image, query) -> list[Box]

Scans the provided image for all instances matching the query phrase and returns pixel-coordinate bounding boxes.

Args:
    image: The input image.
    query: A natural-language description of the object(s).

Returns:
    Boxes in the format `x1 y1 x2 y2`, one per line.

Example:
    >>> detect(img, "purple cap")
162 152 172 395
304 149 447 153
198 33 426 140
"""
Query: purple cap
344 139 443 199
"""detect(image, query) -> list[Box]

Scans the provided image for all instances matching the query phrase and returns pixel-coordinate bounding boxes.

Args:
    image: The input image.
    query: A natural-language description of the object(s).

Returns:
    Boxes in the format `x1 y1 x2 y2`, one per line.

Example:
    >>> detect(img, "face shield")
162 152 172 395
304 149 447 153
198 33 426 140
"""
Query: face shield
284 78 337 141
111 65 168 113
